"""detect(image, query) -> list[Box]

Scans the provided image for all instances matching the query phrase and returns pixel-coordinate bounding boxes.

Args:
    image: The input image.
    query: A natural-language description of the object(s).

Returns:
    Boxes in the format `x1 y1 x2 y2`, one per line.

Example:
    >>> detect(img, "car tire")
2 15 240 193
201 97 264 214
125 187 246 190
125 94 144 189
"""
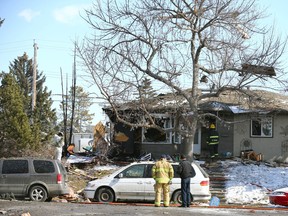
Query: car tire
45 197 53 202
96 187 114 203
172 190 193 204
29 185 48 202
172 190 182 204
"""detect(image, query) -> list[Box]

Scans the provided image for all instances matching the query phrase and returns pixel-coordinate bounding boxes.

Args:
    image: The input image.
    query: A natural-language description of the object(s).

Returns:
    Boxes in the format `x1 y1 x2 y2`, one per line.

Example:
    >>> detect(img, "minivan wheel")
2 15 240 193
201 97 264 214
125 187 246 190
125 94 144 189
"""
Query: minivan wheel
96 188 114 202
172 190 193 204
45 197 53 202
29 185 47 202
172 190 182 204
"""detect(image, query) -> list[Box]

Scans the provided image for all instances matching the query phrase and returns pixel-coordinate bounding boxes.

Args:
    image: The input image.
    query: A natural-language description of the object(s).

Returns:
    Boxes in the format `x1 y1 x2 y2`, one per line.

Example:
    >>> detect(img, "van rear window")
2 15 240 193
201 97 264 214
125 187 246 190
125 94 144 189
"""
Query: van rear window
33 160 55 173
2 160 29 174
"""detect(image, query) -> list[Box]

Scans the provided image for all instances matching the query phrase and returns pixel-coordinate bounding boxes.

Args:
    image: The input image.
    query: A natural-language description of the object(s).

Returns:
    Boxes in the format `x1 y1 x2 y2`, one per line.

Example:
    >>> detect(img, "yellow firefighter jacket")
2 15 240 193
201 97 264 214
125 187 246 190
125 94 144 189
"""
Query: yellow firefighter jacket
152 158 174 183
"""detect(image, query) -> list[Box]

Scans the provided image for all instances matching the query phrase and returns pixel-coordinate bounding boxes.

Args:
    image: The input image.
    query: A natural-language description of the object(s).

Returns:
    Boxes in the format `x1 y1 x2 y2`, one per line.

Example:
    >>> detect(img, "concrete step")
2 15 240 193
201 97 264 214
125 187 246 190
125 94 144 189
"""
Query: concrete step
210 185 226 189
202 161 228 203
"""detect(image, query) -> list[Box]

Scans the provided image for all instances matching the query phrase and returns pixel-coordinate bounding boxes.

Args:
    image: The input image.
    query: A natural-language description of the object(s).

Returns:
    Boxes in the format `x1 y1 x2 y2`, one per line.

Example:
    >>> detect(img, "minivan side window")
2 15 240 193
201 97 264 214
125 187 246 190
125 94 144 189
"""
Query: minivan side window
121 164 145 178
33 160 55 173
2 160 29 174
145 164 180 178
172 165 180 178
146 164 153 178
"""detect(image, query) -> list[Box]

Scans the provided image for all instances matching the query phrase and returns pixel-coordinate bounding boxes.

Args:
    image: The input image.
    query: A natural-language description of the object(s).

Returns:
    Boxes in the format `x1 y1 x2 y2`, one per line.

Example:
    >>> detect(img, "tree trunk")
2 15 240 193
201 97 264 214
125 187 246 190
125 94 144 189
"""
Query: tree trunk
182 120 197 161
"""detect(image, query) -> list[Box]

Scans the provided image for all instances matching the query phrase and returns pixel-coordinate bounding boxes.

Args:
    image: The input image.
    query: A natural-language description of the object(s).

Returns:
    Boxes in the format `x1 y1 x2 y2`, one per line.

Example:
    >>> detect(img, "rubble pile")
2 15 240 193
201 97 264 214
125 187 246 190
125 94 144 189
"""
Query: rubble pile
58 157 119 202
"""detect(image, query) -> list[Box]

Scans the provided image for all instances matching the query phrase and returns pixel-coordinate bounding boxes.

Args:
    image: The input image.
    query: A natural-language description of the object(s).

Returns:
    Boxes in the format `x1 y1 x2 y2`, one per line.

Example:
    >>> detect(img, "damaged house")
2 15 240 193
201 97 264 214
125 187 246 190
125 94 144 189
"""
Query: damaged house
103 89 288 161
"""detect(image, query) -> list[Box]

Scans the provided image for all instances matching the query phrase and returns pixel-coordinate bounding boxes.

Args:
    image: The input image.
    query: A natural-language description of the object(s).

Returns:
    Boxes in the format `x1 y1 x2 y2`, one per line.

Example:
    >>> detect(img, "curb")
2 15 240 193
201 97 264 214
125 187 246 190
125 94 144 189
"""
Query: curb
79 201 288 211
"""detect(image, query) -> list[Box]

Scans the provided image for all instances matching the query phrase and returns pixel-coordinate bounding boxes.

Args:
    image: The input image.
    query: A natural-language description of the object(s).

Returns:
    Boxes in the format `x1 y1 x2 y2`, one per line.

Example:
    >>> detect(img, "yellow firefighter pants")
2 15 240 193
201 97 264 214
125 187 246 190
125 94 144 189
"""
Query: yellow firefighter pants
154 183 170 207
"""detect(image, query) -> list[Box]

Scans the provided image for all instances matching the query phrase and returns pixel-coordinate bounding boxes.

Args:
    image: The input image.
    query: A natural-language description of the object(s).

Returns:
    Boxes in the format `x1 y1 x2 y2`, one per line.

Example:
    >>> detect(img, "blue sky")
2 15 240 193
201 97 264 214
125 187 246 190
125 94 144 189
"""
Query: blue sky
0 0 288 125
0 0 105 124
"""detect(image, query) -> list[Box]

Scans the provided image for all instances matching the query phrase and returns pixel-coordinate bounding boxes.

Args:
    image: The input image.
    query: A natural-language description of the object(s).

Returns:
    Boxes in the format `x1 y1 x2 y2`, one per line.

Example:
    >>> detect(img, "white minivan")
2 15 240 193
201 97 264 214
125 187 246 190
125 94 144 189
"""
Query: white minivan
84 161 211 204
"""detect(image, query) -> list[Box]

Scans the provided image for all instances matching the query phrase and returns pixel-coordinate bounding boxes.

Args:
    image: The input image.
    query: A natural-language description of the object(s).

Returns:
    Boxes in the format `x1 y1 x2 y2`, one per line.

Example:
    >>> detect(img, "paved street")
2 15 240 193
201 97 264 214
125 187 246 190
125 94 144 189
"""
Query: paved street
0 200 287 216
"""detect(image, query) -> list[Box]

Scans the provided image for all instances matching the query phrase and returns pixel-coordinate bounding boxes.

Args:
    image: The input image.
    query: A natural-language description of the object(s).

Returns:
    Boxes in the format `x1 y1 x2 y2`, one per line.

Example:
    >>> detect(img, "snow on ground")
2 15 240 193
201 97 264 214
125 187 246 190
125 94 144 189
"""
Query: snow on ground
222 160 288 205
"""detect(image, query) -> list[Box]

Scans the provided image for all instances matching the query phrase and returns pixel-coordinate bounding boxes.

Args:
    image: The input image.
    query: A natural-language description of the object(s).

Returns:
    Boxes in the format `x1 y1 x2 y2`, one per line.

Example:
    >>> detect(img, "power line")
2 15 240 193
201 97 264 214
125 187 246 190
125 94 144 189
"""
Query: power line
0 39 73 54
51 94 103 99
0 39 33 45
0 45 31 53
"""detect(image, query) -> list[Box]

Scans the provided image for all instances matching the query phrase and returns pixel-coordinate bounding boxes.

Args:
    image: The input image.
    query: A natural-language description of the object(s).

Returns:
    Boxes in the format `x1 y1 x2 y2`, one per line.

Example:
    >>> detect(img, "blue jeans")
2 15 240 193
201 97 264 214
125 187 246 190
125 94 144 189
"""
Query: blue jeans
181 177 191 207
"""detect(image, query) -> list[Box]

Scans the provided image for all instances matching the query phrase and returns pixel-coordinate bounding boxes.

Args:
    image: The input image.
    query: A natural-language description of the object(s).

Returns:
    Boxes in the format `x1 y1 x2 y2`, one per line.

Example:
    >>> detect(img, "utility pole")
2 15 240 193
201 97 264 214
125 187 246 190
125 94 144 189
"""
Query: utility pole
69 43 77 147
32 41 38 111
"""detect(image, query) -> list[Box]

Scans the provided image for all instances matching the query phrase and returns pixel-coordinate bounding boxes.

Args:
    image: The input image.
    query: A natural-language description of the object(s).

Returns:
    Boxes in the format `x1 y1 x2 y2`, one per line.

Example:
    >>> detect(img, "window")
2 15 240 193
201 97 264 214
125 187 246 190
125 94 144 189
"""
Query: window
2 160 29 174
33 160 55 173
146 164 181 178
146 165 153 178
251 116 273 137
121 164 145 178
142 114 181 144
171 119 181 144
172 165 180 178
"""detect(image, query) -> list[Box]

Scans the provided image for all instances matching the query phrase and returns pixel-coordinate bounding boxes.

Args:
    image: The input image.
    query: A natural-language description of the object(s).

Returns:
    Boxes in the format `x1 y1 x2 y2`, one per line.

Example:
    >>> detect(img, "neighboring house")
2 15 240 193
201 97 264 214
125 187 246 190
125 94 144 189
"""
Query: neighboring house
103 89 288 161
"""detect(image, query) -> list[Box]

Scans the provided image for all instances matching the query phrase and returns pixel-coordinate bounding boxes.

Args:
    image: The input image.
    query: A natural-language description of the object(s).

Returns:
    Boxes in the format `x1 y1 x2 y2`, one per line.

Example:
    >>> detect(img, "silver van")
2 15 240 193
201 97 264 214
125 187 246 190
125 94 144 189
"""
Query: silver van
0 158 70 201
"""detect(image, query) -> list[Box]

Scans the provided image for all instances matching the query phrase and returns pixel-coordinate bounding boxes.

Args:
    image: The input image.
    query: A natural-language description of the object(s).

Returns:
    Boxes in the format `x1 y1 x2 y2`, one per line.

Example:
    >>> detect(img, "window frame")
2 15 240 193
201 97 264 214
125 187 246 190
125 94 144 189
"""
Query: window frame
250 116 273 138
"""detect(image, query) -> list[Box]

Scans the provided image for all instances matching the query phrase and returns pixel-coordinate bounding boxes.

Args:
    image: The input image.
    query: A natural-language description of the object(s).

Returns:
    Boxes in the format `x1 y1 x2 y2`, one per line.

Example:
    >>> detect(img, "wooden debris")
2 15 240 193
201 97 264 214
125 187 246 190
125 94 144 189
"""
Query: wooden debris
241 150 262 162
69 169 97 180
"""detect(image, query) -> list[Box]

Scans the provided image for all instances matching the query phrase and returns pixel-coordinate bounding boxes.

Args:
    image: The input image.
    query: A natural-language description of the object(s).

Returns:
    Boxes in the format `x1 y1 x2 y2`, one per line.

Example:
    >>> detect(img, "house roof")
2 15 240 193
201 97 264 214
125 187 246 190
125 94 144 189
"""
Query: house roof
199 89 288 113
103 89 288 114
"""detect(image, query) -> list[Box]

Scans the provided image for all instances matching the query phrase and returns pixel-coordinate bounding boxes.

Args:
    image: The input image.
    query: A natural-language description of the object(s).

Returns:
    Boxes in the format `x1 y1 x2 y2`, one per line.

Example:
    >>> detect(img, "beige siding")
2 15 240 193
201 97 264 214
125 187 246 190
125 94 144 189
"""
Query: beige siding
233 114 288 160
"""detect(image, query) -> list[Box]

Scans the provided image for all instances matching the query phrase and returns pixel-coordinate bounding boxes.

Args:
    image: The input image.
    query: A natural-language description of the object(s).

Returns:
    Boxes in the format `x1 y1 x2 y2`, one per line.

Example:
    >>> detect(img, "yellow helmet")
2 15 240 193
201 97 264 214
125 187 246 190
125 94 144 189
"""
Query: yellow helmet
210 123 216 129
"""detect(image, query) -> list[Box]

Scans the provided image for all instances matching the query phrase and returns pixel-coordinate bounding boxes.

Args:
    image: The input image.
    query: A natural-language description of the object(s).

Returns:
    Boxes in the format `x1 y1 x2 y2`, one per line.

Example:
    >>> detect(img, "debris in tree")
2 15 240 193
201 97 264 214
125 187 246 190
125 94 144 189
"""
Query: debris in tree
93 121 109 154
114 132 129 142
241 64 275 76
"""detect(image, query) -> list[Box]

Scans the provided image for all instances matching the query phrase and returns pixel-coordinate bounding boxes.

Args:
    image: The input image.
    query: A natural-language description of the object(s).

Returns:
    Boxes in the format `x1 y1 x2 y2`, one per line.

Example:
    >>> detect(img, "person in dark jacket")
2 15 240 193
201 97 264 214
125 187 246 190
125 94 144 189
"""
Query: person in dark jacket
177 154 196 207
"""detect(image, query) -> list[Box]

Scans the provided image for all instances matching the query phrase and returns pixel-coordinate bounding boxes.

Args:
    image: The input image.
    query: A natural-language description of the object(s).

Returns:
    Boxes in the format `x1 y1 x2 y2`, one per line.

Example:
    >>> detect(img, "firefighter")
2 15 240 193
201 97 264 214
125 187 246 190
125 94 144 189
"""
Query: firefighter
207 123 220 159
152 154 174 207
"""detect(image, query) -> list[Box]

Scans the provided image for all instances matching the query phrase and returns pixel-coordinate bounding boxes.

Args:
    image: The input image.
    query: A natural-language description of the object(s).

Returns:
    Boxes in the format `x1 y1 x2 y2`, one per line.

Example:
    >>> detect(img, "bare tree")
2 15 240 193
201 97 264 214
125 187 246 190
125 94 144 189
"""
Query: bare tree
77 0 287 158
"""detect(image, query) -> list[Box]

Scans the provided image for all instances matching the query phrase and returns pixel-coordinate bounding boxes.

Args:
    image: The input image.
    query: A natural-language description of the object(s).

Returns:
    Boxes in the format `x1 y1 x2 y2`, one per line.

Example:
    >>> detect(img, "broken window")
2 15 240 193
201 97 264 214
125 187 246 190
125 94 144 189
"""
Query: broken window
142 114 181 144
251 116 273 138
